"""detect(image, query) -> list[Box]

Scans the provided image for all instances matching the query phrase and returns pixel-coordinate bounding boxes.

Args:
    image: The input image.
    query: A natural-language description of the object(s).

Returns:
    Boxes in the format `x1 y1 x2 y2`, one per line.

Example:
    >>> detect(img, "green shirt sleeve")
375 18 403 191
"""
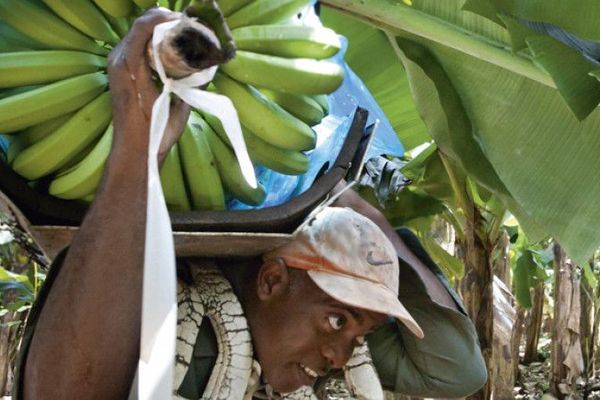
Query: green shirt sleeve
367 229 487 398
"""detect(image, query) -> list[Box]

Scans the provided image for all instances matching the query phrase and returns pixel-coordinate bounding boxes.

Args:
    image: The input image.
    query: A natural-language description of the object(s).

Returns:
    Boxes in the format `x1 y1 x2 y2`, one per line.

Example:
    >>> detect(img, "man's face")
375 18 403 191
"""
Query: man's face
247 262 387 394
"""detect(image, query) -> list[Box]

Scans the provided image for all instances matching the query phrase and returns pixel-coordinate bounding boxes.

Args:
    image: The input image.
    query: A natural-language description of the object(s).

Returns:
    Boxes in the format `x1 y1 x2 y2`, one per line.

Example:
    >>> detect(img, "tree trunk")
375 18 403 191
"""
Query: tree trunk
524 283 545 363
512 306 526 381
493 231 510 286
591 279 600 385
491 277 516 399
580 264 593 387
550 243 584 399
459 207 493 400
0 325 8 396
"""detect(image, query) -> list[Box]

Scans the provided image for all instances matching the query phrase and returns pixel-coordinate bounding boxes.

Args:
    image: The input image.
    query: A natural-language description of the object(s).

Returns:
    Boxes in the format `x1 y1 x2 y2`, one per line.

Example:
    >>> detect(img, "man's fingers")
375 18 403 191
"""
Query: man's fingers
123 8 180 63
108 9 184 122
108 8 180 89
166 98 191 140
158 99 191 160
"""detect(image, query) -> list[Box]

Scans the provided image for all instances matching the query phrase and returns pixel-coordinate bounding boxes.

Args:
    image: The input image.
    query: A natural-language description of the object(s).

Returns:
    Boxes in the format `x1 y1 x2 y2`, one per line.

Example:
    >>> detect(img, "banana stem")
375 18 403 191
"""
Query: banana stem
186 0 236 60
148 11 233 79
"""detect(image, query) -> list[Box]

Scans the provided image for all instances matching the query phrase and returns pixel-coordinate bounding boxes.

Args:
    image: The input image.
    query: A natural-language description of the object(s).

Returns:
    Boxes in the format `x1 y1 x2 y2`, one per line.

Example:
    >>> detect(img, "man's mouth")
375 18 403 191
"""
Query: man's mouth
299 363 319 379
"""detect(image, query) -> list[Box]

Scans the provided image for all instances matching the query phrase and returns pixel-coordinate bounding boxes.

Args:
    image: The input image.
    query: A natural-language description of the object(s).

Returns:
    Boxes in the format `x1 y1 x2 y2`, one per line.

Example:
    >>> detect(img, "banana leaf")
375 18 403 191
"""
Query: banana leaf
477 0 600 42
321 0 600 265
418 233 465 279
474 10 600 120
321 8 430 150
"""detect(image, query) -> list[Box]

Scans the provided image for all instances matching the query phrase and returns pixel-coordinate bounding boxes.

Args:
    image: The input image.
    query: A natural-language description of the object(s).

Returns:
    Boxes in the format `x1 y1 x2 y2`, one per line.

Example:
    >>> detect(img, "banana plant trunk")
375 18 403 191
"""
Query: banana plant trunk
0 324 8 395
511 306 526 381
580 265 593 385
524 283 545 363
493 231 510 285
458 206 494 400
490 233 516 399
491 278 517 399
551 243 584 398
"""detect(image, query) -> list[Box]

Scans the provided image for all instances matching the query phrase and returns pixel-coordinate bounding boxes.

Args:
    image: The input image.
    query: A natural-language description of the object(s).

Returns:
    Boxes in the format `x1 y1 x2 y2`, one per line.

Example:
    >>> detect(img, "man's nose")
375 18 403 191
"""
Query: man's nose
321 338 354 369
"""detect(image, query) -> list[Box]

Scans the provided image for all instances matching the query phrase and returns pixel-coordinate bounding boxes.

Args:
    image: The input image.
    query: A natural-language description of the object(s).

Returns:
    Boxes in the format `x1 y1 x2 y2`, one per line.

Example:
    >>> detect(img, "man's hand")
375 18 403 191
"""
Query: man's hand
107 8 190 163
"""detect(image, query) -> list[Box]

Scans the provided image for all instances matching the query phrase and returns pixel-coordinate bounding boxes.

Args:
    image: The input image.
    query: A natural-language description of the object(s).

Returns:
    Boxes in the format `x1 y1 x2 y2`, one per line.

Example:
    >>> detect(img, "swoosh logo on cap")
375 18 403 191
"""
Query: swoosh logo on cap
366 251 393 266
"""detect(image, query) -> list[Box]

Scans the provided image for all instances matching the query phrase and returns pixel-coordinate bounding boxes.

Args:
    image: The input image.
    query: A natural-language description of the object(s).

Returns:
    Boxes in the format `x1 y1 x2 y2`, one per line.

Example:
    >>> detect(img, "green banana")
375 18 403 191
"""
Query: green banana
0 19 48 50
311 94 330 115
178 116 225 210
0 0 108 55
102 13 130 39
20 112 75 146
200 116 266 206
0 72 107 134
242 126 309 175
159 144 192 212
48 124 113 199
133 0 157 9
0 84 42 100
221 50 344 95
0 37 31 53
13 91 112 180
218 0 253 16
7 135 26 165
212 72 315 151
232 25 341 59
259 89 324 126
203 112 309 175
41 0 120 44
0 51 107 89
80 193 95 203
55 134 102 175
92 0 134 17
6 107 90 172
226 0 311 29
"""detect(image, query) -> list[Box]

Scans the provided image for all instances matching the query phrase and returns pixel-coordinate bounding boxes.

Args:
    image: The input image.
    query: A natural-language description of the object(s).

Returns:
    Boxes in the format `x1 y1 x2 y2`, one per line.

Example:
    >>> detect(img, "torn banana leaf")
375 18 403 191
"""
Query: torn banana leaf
321 0 600 265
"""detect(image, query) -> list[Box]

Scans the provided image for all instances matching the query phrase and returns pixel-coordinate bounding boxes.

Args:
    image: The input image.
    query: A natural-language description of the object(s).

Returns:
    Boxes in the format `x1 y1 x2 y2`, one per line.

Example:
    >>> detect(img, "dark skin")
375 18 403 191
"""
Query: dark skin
242 258 386 393
22 8 457 399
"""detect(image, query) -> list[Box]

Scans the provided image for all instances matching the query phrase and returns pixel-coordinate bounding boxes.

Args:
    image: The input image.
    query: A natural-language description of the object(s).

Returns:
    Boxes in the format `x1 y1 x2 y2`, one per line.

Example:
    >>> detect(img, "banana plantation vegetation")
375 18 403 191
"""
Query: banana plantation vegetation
2 0 600 399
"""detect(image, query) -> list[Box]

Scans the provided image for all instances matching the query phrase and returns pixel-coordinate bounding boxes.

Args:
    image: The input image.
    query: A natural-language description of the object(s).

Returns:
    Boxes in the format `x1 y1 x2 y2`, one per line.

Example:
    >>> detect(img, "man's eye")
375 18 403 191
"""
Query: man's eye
328 315 346 330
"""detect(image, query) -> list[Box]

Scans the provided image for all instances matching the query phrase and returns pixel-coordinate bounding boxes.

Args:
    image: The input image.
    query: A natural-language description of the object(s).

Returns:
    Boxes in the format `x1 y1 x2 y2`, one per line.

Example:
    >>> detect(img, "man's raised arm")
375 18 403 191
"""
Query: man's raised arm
333 183 487 397
22 9 189 400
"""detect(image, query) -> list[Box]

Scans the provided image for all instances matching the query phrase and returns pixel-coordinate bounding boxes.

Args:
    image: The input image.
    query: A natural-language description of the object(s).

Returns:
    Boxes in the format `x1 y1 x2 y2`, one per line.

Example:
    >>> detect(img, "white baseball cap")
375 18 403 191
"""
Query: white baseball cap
263 207 423 338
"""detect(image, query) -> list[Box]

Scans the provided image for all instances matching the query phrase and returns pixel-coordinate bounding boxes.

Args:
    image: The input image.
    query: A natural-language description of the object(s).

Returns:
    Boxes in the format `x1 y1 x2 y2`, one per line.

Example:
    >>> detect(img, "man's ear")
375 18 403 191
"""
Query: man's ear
256 258 290 301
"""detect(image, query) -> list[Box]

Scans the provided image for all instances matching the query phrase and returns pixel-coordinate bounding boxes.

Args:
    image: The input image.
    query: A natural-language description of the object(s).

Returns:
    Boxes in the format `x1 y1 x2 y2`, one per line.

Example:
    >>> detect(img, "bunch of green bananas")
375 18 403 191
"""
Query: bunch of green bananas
0 0 344 210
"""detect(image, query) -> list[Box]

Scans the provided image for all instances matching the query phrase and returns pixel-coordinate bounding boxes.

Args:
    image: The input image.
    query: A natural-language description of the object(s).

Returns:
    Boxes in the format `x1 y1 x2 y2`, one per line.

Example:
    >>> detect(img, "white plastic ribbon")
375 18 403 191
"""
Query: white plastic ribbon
138 19 256 400
150 19 256 189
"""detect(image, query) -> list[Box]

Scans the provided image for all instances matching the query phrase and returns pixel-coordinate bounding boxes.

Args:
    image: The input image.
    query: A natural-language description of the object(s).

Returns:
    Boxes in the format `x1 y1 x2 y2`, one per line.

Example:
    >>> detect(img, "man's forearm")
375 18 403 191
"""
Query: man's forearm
24 142 149 399
22 9 183 399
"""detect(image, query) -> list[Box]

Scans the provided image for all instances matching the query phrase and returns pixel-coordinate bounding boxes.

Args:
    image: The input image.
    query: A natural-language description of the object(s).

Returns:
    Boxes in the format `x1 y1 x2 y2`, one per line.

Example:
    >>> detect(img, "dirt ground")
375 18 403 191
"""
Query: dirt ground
512 337 600 400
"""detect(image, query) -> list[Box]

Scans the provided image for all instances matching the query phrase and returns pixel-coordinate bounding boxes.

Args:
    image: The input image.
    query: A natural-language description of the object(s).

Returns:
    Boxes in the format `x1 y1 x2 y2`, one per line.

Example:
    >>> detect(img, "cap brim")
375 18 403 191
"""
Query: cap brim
307 270 424 339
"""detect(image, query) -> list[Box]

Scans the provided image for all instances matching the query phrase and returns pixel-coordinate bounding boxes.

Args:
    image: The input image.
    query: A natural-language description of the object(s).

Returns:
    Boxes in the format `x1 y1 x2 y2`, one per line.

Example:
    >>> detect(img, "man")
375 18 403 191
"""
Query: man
14 9 486 400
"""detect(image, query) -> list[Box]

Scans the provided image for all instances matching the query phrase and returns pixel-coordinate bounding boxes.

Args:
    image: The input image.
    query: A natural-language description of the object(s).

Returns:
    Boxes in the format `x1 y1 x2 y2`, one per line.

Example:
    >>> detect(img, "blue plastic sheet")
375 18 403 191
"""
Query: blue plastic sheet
0 136 8 154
